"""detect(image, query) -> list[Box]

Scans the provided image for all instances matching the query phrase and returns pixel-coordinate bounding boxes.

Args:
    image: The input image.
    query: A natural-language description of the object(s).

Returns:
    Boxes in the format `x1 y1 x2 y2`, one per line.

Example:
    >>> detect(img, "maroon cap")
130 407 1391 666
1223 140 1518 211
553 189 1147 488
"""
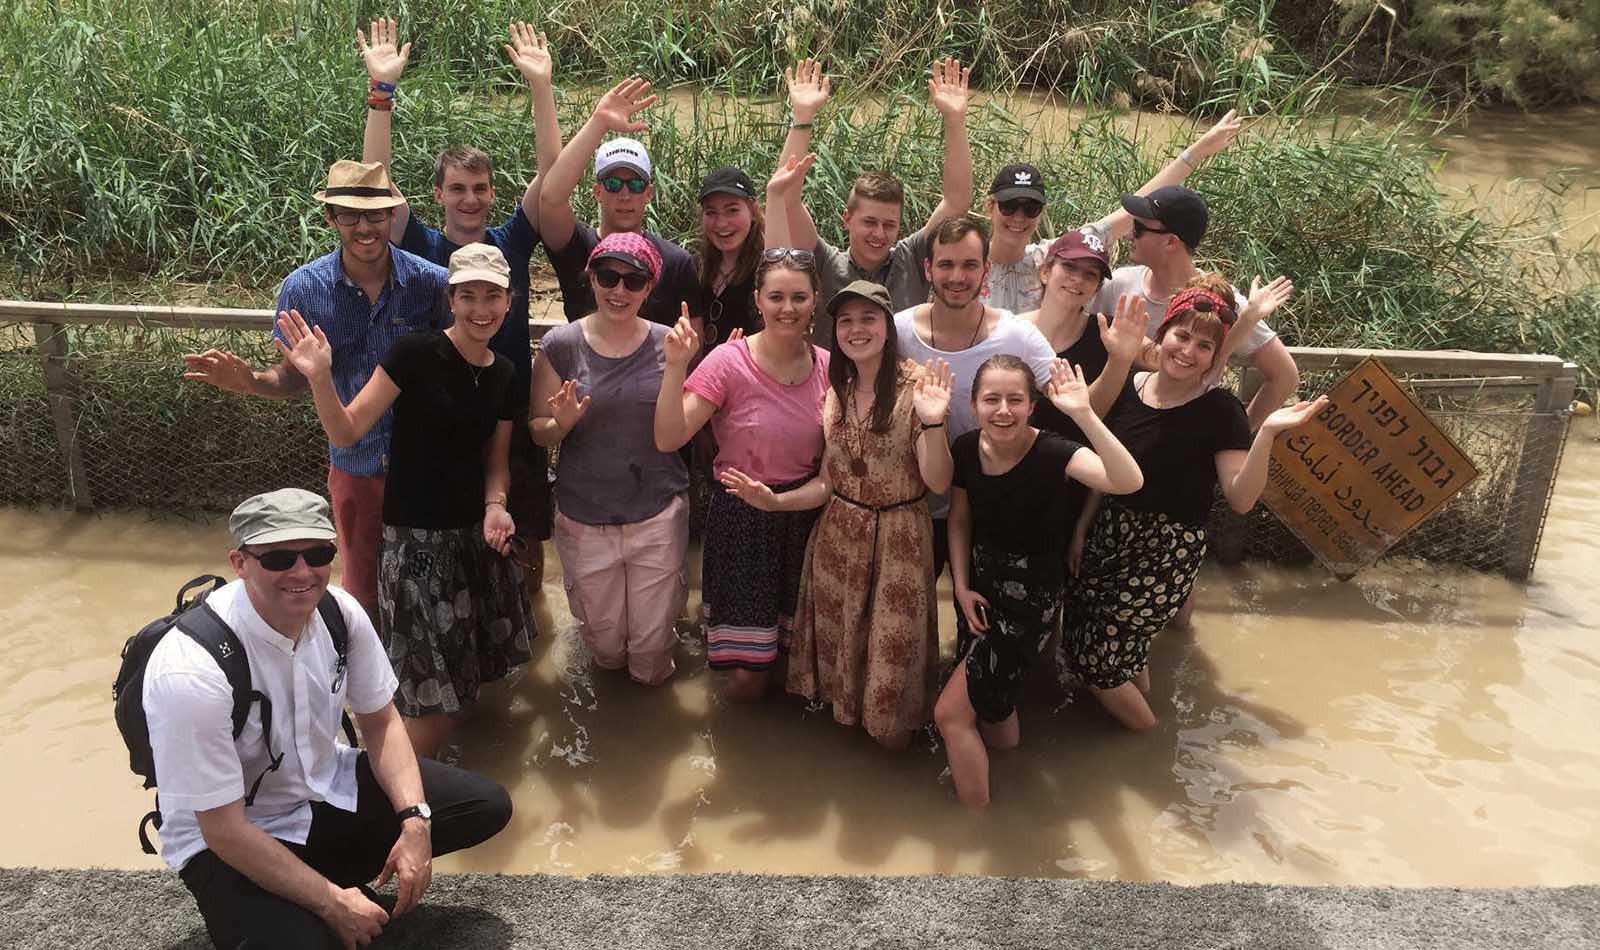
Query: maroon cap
1045 230 1111 280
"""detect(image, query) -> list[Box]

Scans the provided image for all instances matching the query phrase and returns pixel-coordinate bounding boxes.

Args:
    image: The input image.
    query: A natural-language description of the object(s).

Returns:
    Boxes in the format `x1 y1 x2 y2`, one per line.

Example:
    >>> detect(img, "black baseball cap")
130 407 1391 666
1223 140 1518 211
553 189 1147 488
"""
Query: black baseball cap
990 163 1046 203
1120 185 1208 250
698 165 756 202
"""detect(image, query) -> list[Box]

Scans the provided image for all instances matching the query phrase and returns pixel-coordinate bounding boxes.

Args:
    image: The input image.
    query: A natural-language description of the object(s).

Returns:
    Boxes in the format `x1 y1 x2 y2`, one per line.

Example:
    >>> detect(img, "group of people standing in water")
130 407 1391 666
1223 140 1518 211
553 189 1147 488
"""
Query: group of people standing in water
185 20 1326 808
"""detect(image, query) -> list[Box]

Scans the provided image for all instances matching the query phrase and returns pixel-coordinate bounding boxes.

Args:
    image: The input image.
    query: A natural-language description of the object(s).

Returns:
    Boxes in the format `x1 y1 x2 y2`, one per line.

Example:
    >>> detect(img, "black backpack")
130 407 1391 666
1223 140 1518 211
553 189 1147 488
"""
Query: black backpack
113 575 356 854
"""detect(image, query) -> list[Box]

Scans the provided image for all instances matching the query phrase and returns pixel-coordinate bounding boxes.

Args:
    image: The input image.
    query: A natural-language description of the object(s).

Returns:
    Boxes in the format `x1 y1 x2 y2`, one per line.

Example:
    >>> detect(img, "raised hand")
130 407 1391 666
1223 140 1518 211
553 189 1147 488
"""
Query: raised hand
272 310 333 381
357 18 410 85
719 467 781 511
1237 275 1293 328
725 327 745 345
1191 109 1243 161
505 22 552 87
593 77 656 133
1047 360 1093 418
767 152 816 197
663 309 701 368
1260 396 1328 435
927 57 971 119
1098 294 1152 365
547 379 590 433
955 587 992 635
182 349 258 394
785 59 830 123
912 358 953 425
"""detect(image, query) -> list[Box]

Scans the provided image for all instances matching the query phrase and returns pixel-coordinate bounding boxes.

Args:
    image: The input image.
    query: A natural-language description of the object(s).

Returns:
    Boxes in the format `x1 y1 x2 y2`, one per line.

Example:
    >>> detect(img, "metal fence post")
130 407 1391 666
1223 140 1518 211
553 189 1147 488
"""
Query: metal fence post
32 321 94 510
1503 364 1578 580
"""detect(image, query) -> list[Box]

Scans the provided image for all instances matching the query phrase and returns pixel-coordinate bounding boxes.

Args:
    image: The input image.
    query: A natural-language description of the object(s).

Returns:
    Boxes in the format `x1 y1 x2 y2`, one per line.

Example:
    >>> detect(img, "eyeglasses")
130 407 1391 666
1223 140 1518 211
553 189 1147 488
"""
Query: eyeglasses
591 268 651 292
598 176 650 194
997 198 1044 218
332 209 391 226
241 543 338 571
1131 220 1171 238
760 247 817 267
704 298 725 344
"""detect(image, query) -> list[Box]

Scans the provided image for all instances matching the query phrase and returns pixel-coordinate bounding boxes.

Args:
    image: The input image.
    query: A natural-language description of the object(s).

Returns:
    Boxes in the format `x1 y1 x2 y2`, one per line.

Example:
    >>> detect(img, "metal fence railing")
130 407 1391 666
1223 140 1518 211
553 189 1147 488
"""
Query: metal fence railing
0 301 1579 581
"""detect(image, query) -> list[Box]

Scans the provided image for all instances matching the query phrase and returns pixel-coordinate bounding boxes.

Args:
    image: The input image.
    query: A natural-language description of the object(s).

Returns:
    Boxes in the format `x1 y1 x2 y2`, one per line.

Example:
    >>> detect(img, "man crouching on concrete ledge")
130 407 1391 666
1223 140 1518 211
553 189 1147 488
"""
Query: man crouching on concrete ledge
143 488 511 948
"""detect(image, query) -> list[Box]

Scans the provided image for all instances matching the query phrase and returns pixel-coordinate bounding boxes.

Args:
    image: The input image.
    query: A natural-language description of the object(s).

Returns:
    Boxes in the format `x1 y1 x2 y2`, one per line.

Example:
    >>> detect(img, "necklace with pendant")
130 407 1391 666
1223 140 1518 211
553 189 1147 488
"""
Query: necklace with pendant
466 360 486 388
845 389 870 477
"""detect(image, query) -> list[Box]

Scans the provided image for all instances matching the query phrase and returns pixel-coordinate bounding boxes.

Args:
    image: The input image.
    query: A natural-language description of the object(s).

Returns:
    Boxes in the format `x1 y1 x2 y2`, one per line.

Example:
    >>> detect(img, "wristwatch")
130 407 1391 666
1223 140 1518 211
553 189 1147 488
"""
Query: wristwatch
396 802 432 825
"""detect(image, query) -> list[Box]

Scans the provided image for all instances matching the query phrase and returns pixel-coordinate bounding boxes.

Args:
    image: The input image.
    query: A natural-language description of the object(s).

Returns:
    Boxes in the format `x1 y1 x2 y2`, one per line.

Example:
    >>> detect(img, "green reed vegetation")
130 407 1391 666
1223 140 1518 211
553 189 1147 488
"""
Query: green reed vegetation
0 0 1596 394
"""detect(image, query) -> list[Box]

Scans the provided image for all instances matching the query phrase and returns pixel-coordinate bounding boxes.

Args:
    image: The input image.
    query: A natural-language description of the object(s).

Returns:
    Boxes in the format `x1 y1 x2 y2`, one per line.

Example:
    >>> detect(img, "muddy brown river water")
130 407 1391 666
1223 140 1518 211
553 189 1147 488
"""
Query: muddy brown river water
2 419 1596 884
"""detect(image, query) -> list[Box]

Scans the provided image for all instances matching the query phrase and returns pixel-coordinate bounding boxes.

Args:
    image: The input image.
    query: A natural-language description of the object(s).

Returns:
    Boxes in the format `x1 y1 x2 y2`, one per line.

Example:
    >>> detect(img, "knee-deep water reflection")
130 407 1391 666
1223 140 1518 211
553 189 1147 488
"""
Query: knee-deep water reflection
2 419 1597 885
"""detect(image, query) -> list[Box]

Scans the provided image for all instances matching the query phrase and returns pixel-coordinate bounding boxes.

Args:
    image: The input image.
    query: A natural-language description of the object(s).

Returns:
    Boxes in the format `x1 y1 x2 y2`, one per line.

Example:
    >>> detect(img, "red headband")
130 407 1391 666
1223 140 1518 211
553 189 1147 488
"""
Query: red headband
1158 287 1237 338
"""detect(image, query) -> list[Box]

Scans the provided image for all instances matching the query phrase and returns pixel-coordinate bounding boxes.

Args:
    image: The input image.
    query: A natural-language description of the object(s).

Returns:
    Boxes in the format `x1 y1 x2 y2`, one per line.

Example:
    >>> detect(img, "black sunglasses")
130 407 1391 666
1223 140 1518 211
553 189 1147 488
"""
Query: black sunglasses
1131 220 1172 238
1181 296 1238 325
599 176 650 194
997 198 1044 218
242 543 338 571
760 247 817 267
591 268 652 292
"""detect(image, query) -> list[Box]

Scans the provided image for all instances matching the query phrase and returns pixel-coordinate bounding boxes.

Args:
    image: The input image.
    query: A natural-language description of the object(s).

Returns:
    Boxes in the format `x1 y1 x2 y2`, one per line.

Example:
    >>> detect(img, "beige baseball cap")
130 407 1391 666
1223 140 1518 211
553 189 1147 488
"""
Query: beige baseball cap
448 243 511 288
229 489 338 546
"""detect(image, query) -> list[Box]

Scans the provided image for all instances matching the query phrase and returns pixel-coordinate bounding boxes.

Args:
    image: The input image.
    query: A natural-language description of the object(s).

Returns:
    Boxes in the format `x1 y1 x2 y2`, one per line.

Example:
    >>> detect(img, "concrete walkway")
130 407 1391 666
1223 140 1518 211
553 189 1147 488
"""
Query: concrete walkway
3 868 1597 949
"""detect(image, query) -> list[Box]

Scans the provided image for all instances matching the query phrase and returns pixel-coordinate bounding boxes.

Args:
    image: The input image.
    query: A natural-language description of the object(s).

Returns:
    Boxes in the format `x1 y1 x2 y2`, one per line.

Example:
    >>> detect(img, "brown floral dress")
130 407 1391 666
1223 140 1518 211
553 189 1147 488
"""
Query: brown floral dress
787 362 938 741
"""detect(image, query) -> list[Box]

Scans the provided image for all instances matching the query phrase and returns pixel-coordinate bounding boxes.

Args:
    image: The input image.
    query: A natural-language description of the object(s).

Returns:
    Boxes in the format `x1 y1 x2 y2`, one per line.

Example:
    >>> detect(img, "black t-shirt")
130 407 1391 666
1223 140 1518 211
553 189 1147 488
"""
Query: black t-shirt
700 273 760 349
1105 374 1252 525
379 331 525 529
547 222 699 327
952 430 1084 563
1030 316 1111 442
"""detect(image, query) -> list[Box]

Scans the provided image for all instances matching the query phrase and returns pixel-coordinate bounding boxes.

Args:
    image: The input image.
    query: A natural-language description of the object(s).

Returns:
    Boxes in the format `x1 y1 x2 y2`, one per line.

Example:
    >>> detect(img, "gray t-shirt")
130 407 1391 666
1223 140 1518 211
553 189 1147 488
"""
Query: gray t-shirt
541 321 688 525
815 229 934 348
1089 265 1276 359
894 305 1057 519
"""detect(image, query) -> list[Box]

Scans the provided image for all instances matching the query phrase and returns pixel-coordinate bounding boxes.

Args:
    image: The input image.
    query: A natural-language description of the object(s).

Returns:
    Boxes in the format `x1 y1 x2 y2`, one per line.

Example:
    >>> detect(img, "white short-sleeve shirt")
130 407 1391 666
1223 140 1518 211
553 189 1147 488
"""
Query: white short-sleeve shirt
142 580 397 870
894 305 1057 519
1089 265 1277 359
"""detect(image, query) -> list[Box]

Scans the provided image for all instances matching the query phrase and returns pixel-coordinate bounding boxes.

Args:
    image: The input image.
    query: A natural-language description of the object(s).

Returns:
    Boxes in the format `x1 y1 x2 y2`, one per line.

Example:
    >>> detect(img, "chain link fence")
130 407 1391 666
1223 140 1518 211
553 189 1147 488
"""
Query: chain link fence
1 313 1579 580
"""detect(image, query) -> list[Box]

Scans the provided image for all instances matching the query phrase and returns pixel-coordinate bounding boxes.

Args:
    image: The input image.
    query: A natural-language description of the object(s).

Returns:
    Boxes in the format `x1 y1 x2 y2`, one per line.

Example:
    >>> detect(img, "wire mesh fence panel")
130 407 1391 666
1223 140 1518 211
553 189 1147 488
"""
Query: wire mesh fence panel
1 322 327 511
1209 364 1574 578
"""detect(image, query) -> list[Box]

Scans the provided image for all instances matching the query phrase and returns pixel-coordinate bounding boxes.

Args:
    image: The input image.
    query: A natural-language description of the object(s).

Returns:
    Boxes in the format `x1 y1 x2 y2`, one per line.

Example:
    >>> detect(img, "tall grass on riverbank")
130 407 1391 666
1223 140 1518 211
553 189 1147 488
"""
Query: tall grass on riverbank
1 2 1596 393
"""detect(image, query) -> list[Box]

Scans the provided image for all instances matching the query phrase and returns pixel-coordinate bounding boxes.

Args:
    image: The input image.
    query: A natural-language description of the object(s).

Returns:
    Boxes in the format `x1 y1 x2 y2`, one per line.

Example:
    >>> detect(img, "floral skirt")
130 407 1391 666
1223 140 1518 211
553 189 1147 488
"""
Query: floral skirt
379 523 535 717
954 543 1063 724
1058 502 1206 690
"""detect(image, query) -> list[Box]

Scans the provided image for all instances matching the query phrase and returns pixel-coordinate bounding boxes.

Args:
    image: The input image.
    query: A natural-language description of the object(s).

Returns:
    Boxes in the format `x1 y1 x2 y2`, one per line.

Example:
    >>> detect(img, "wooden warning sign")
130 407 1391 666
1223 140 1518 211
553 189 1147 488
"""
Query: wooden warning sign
1261 357 1478 580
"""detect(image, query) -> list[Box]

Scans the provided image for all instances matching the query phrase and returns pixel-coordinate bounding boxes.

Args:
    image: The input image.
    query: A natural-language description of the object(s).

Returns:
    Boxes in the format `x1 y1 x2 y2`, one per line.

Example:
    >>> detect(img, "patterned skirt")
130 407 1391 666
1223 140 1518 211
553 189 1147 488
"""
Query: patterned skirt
379 523 536 717
701 477 819 671
954 543 1063 724
1059 502 1207 690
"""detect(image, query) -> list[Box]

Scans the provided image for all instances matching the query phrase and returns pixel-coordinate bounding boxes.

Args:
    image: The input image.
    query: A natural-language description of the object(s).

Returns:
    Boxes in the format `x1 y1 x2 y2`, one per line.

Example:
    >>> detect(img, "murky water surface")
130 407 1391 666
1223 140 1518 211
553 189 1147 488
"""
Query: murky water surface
2 421 1596 884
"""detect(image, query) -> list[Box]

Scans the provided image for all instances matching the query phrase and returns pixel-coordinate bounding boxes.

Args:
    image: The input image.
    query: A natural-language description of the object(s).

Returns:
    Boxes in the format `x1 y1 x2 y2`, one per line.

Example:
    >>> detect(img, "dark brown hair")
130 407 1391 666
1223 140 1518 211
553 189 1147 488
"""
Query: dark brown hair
827 300 901 433
697 193 767 292
433 145 493 188
971 354 1038 404
926 214 991 263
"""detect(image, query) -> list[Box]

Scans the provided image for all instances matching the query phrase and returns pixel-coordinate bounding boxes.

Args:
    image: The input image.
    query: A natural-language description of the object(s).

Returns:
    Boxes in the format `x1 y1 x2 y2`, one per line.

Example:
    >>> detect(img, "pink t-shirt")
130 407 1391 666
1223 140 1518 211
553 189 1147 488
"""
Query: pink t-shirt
684 339 830 485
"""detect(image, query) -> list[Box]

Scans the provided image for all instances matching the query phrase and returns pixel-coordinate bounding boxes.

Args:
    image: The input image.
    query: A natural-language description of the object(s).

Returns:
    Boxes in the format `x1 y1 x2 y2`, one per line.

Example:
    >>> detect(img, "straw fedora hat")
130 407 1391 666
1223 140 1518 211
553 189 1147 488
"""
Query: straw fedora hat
313 160 405 210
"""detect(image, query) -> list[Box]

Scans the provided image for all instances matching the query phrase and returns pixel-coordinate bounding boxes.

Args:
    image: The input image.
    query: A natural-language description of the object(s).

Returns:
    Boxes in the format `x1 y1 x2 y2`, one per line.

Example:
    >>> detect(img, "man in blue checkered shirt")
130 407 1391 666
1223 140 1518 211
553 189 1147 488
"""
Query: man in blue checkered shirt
183 160 450 622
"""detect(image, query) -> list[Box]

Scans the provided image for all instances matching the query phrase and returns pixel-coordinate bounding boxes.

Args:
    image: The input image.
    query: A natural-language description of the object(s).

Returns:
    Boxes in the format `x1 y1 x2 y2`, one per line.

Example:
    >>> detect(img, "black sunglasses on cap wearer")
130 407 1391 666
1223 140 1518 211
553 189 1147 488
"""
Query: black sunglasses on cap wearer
1131 220 1172 238
590 268 652 292
242 544 338 571
997 198 1044 218
598 176 649 194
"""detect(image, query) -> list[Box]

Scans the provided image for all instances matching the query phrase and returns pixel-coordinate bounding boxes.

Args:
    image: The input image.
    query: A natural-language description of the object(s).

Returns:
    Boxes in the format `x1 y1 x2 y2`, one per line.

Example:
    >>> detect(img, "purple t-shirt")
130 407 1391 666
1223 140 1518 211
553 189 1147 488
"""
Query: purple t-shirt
683 339 830 485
